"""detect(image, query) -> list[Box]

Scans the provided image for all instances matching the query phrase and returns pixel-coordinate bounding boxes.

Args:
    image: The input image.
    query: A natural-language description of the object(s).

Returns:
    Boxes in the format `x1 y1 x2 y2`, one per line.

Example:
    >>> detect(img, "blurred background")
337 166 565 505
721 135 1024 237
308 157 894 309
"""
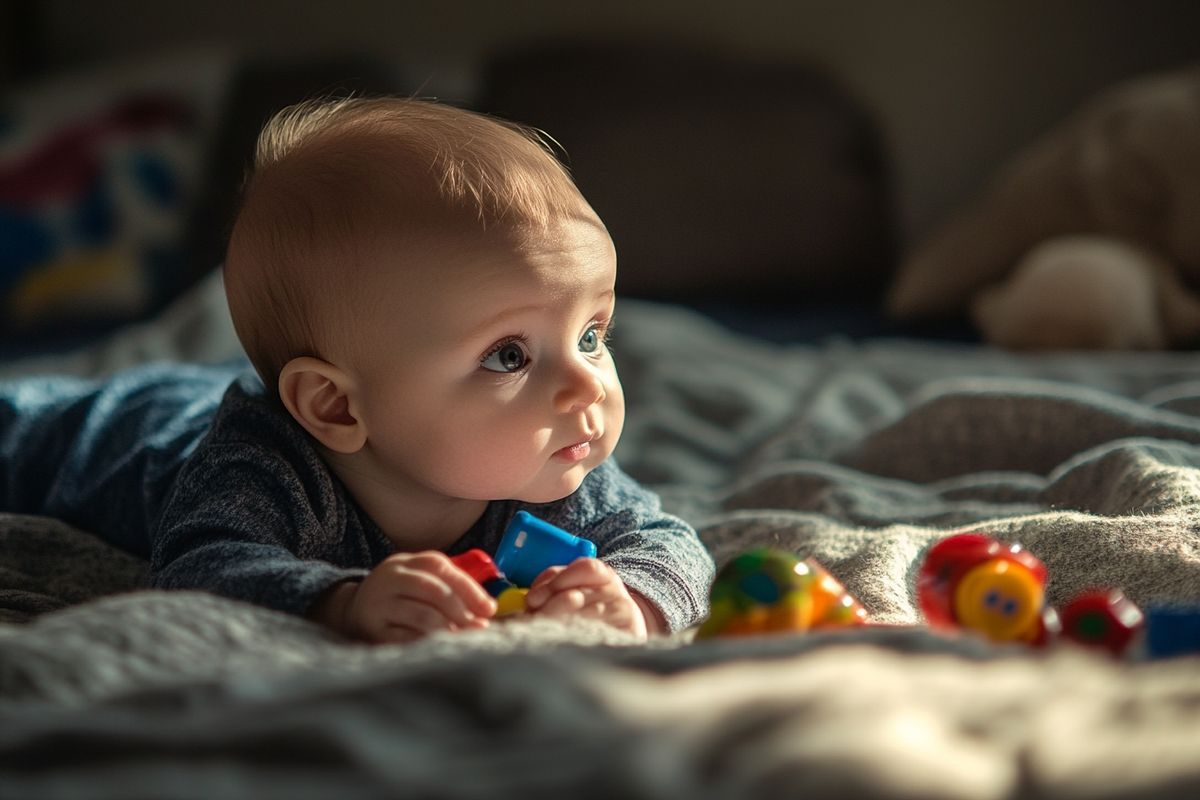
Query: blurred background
2 0 1199 350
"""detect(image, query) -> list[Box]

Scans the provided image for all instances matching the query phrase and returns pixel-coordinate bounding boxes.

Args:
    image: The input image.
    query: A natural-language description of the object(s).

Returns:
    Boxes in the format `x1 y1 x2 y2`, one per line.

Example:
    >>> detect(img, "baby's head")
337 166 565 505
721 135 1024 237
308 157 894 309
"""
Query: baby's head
224 97 623 510
225 96 599 382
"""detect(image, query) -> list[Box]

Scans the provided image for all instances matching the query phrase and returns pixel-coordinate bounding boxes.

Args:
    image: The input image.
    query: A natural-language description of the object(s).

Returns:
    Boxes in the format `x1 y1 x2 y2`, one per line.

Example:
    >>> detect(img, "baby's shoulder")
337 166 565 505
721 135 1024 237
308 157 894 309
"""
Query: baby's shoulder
194 369 328 473
206 371 290 438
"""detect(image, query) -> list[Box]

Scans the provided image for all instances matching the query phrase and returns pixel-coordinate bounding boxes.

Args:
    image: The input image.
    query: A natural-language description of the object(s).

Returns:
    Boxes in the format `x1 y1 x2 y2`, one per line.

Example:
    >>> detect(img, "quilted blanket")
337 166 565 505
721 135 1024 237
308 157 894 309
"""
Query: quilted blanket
1 276 1198 799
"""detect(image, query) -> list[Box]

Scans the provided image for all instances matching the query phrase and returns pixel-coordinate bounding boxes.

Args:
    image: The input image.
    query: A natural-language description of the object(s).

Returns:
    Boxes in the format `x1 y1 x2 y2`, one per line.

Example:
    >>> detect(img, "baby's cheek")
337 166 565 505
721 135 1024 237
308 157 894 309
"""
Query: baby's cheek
436 420 549 495
604 377 626 435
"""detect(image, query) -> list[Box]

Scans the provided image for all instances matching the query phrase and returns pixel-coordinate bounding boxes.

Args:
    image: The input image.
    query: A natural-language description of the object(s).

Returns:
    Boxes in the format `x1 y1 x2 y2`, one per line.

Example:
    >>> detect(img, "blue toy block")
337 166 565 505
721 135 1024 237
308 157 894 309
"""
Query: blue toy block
493 511 597 587
483 577 516 598
1144 606 1200 658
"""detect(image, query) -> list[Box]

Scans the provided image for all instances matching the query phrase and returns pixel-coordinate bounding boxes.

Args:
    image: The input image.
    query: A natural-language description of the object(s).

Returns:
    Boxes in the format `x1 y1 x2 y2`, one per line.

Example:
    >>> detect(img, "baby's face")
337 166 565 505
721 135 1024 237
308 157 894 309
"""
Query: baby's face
348 214 624 505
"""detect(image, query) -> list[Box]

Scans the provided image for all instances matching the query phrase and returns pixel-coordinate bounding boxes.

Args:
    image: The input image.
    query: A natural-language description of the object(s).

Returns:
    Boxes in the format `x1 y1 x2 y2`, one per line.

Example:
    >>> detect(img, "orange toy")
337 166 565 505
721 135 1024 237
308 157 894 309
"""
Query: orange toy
696 549 868 639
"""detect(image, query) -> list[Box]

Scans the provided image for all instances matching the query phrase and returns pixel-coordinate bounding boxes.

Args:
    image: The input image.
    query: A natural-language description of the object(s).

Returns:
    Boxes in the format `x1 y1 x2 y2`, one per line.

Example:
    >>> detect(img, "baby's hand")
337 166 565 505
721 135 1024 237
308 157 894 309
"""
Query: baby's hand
317 552 497 644
523 558 658 640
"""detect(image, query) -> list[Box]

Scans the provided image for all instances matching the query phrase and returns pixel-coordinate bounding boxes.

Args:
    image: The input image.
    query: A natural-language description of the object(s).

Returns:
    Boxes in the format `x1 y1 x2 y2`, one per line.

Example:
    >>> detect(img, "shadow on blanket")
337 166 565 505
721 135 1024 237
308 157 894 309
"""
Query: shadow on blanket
0 514 147 623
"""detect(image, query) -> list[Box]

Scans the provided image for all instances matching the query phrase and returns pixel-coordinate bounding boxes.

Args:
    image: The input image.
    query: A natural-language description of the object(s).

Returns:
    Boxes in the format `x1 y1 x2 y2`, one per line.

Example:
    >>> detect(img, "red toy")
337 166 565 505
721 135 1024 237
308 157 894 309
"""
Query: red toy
450 548 526 615
918 533 1144 654
917 532 1050 644
450 549 503 585
1058 589 1144 656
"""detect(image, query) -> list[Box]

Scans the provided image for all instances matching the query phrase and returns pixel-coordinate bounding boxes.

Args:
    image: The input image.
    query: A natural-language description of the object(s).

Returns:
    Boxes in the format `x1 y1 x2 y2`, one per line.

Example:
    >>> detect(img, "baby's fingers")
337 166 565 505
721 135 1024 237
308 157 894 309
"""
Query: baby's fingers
526 559 615 609
400 553 497 619
530 587 595 618
358 597 478 644
535 588 646 639
528 565 567 593
390 568 483 627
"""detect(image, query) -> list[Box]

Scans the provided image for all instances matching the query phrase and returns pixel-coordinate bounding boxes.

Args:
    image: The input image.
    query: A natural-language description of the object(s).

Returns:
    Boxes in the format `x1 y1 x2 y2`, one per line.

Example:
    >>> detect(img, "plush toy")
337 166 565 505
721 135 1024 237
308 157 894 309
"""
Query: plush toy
971 235 1200 350
887 67 1200 350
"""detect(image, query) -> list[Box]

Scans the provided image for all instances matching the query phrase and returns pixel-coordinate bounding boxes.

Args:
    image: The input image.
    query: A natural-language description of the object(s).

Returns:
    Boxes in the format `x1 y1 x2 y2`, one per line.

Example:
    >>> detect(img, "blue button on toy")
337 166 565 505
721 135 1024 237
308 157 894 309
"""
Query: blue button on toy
493 511 597 587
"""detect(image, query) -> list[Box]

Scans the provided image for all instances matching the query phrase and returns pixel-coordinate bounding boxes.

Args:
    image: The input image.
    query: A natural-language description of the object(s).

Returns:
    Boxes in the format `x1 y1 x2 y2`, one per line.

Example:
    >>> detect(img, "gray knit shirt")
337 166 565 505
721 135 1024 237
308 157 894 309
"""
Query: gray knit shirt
0 364 712 632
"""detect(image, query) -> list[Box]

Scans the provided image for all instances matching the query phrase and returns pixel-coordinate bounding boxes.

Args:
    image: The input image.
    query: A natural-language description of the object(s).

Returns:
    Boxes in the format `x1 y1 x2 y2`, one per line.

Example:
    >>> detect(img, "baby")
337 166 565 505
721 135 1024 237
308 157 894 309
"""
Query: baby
0 97 714 642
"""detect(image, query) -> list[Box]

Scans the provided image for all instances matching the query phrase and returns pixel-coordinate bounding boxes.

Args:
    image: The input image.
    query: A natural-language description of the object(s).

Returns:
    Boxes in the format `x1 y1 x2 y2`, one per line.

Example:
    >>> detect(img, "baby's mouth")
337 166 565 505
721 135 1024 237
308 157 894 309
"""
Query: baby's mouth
553 441 592 462
553 431 600 463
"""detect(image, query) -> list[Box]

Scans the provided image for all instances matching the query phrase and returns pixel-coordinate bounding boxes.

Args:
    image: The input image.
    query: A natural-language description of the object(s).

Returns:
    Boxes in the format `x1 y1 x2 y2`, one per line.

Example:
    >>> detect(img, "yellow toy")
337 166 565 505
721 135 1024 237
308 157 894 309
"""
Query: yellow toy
494 587 529 617
696 549 868 639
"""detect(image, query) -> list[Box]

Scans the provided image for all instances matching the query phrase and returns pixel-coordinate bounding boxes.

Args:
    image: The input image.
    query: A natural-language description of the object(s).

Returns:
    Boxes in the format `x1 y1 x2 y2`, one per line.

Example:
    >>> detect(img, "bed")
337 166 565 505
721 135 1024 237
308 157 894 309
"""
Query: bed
1 270 1199 798
3 42 1200 800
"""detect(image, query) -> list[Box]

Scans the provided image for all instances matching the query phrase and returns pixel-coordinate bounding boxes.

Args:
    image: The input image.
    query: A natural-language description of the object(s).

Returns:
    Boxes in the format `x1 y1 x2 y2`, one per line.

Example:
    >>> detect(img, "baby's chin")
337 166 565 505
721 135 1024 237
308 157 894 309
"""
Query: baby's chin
511 463 595 505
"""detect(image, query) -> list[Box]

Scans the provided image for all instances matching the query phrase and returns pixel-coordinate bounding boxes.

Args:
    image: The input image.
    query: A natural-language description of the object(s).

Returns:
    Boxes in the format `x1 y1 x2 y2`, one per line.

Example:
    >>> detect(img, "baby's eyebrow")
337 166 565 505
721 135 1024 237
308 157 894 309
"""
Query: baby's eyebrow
467 304 545 339
469 289 615 338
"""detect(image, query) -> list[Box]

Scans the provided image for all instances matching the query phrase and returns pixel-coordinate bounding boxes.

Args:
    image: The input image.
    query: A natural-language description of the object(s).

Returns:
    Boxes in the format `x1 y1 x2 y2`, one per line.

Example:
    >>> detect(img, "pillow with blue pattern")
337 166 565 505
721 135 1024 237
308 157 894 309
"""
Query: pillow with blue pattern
0 51 230 338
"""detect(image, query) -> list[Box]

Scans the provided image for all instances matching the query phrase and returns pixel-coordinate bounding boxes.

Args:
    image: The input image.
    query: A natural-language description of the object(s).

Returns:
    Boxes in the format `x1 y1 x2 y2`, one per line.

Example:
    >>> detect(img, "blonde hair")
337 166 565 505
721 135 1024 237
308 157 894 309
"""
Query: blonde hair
223 96 588 387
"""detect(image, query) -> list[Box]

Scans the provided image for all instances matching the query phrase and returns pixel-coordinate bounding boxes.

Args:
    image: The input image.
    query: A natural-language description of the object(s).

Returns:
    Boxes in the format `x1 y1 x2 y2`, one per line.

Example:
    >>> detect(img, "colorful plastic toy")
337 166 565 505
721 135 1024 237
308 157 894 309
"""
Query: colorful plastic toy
917 532 1053 644
1143 605 1200 659
451 548 504 586
494 586 529 617
696 548 868 639
450 548 528 617
450 512 598 618
918 533 1148 653
450 547 518 604
1058 589 1144 656
494 511 597 587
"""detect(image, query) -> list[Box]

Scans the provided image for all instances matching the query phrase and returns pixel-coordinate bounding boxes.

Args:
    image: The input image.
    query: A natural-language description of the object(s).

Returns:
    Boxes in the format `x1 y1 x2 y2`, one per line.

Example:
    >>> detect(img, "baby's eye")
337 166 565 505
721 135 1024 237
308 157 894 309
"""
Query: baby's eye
481 339 529 373
579 324 607 354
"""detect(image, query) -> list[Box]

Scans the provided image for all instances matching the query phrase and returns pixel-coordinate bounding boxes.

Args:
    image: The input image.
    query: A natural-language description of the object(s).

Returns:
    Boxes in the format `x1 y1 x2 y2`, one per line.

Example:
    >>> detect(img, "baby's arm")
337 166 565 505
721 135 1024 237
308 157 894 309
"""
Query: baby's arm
153 421 499 638
310 552 497 643
523 559 664 640
515 459 715 636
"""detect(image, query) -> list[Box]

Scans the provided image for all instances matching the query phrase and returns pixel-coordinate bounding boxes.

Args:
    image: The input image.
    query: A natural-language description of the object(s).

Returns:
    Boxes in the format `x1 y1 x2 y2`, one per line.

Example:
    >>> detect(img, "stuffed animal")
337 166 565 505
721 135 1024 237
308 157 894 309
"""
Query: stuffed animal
887 67 1200 350
971 235 1200 350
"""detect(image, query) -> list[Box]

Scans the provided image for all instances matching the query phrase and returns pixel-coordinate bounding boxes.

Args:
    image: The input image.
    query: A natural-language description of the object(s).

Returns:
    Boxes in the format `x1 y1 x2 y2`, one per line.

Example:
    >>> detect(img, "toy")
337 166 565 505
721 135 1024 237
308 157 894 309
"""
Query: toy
449 548 523 614
494 510 597 587
970 237 1184 350
494 586 529 617
917 532 1052 644
449 548 528 617
918 533 1147 653
450 512 598 618
696 548 868 639
886 68 1200 351
1058 589 1144 657
1143 606 1200 659
450 548 505 587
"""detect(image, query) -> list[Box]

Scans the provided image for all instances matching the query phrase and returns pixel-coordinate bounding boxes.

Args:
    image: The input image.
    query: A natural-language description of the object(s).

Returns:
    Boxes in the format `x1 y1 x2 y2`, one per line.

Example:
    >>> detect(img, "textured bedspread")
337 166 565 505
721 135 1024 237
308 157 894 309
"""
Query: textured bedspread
1 278 1199 798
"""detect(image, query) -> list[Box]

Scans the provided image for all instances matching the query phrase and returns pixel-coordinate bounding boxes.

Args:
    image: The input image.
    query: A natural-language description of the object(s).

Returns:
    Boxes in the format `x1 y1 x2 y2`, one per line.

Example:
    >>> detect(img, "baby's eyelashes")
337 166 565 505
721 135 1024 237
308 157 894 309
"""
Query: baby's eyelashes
480 337 530 373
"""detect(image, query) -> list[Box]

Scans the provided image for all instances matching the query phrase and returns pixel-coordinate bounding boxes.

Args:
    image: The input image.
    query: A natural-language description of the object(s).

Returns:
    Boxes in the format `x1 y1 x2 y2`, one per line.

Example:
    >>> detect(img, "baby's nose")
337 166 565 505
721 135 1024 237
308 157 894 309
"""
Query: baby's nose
554 363 605 413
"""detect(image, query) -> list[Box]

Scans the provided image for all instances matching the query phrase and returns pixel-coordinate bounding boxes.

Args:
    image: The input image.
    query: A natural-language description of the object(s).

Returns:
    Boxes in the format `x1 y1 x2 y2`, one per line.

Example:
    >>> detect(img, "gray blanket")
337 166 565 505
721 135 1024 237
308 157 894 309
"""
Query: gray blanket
1 277 1198 798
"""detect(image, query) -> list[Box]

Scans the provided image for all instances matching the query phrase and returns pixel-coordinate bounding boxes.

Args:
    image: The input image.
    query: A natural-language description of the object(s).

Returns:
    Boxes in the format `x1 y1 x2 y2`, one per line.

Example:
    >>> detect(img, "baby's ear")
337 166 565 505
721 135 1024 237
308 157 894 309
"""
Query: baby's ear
277 357 366 454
